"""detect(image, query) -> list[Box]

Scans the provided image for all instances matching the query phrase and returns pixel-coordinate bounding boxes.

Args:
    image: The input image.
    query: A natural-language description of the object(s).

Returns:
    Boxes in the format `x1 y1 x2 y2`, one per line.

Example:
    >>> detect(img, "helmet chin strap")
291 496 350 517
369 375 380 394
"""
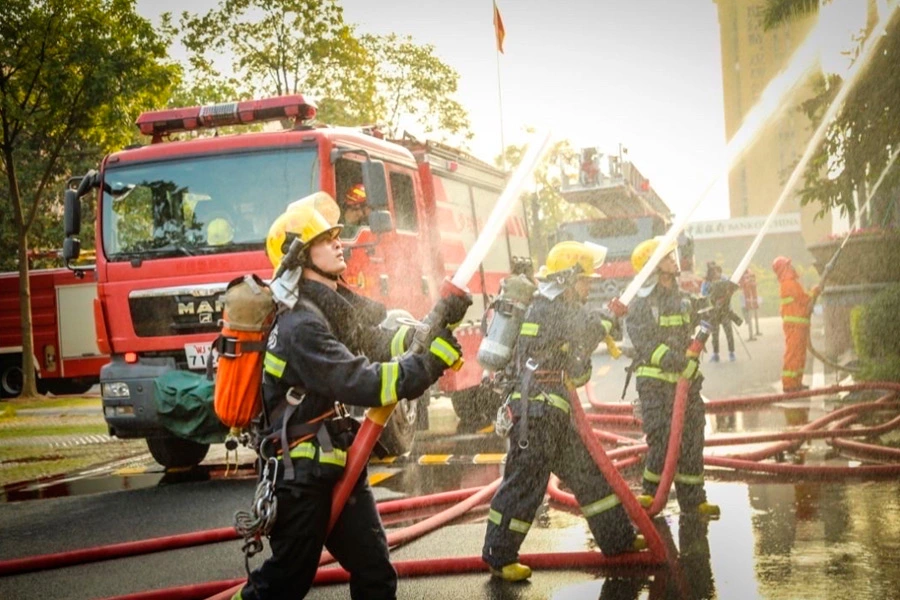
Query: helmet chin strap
304 257 340 281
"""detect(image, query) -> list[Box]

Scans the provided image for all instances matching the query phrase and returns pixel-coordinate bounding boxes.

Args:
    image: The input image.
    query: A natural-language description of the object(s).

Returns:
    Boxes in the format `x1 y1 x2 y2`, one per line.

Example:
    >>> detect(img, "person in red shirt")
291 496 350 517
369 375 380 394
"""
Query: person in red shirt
738 270 761 341
772 257 819 392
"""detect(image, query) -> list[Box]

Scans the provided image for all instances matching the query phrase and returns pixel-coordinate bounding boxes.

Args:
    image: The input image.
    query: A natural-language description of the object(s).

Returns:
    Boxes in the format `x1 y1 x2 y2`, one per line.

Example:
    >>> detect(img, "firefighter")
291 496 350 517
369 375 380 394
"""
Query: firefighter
482 240 645 583
206 217 234 246
236 199 471 600
340 183 370 237
627 237 719 518
772 256 819 392
701 262 736 362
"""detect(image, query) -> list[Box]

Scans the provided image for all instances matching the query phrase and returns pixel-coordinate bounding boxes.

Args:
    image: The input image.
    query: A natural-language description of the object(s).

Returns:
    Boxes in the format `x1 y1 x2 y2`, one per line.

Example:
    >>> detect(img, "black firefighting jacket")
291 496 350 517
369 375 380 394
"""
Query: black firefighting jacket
261 279 444 479
511 292 613 416
626 281 701 384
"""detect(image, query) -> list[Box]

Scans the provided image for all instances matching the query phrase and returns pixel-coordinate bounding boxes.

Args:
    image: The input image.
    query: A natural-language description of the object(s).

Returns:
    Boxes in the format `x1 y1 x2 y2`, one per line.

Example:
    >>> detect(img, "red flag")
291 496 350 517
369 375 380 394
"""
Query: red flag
493 1 506 54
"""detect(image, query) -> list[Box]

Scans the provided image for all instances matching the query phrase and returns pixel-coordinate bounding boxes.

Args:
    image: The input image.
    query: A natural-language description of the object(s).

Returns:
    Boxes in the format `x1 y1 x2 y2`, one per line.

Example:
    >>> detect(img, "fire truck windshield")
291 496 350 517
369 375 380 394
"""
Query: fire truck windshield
101 148 319 261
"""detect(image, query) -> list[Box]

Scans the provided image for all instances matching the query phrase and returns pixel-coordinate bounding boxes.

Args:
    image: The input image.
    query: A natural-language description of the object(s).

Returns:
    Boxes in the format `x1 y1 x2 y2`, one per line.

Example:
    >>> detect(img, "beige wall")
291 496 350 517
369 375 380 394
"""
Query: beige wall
714 0 831 247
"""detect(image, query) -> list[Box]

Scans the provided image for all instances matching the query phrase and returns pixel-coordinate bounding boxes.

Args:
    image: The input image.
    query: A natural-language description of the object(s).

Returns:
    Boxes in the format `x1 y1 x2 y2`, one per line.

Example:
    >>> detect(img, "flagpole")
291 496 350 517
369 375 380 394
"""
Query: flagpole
493 1 506 170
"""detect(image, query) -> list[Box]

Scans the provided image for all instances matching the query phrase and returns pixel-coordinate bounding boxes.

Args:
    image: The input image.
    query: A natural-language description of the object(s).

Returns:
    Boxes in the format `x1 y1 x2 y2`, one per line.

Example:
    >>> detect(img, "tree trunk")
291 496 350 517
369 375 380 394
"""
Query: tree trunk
17 231 39 399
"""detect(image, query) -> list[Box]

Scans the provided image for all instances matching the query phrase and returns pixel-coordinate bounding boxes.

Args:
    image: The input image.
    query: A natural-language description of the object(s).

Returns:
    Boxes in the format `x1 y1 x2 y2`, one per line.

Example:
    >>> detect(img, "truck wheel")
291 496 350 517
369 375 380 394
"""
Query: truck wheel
38 378 97 396
379 396 419 456
146 434 210 468
0 358 24 399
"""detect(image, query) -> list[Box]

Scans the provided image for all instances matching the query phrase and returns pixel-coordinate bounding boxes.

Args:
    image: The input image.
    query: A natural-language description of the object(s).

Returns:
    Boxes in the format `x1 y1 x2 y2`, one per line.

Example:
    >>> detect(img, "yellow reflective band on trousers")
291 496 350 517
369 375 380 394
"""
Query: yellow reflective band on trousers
264 352 286 378
581 493 622 518
643 468 661 483
783 369 800 378
659 314 689 327
510 392 570 414
390 325 410 357
509 518 531 535
783 315 810 325
520 322 539 336
674 472 704 485
430 337 460 366
488 508 530 535
380 362 399 405
280 441 347 468
650 344 670 367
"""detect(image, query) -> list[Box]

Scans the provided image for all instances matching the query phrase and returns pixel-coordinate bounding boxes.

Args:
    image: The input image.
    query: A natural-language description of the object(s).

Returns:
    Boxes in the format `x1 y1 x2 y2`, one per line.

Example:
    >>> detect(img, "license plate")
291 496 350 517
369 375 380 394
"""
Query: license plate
184 342 216 370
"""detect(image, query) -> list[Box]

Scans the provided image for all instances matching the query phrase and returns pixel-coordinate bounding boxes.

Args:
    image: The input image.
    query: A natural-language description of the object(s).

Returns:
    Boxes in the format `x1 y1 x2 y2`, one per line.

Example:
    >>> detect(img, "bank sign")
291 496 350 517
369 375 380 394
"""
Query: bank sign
685 213 801 240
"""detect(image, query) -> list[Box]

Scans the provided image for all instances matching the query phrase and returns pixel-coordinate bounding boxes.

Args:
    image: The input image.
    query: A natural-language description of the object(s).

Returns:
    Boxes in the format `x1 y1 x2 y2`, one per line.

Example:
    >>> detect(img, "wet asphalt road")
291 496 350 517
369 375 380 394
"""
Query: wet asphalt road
2 316 900 599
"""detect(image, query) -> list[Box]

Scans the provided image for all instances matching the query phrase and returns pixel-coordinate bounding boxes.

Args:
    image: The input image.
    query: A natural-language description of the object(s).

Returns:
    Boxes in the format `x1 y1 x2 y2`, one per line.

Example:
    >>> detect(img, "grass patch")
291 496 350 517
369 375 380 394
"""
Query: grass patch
4 396 100 410
0 423 109 439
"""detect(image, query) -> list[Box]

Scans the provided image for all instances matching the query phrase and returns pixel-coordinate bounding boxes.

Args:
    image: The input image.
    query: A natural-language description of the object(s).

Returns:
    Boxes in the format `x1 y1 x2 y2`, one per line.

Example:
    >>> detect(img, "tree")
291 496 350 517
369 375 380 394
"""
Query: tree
361 33 472 143
0 0 176 399
764 0 900 226
498 137 600 265
176 0 379 126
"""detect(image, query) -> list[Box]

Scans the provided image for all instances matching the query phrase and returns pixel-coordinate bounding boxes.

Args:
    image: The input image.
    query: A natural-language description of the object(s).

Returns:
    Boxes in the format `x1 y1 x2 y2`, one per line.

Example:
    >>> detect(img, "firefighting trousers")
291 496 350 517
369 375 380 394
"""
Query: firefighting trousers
636 378 707 509
781 323 810 391
710 318 735 354
482 411 636 567
240 470 396 600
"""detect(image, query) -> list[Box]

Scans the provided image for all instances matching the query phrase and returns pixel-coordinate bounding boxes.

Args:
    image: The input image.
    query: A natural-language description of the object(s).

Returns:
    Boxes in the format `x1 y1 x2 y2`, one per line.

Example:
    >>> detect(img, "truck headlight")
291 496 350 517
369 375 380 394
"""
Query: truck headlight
102 382 130 398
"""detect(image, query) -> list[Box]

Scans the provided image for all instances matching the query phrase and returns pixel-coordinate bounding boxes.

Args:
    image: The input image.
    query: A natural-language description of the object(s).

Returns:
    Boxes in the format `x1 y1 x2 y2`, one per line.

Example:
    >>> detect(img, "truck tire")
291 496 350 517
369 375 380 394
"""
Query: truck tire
379 396 419 455
0 357 24 399
38 378 97 396
146 434 210 468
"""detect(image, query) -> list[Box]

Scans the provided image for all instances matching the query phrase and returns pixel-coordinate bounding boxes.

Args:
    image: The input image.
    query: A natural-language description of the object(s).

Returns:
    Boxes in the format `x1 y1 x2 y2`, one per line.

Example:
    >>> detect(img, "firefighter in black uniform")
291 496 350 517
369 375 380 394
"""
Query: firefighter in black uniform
626 237 719 518
482 241 645 583
237 199 470 600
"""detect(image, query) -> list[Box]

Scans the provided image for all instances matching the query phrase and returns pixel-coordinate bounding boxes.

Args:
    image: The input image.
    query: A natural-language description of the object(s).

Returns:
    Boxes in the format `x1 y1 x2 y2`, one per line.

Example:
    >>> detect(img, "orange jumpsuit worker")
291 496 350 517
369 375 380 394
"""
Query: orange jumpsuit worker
772 256 819 392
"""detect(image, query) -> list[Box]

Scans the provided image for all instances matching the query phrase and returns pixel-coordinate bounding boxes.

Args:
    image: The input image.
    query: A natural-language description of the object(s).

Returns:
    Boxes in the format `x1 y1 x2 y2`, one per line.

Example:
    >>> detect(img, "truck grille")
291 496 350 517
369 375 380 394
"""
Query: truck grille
129 287 225 337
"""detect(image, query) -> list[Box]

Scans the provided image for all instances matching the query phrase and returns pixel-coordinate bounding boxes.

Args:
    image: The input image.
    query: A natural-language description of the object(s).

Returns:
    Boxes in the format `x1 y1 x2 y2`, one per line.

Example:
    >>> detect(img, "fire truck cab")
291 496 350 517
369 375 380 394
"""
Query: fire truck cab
62 95 529 467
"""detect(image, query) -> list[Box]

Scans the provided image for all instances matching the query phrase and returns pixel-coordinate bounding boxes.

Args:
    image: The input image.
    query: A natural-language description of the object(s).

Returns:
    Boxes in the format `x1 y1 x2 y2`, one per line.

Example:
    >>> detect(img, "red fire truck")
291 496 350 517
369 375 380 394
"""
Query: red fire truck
61 95 530 467
0 267 107 398
555 147 700 304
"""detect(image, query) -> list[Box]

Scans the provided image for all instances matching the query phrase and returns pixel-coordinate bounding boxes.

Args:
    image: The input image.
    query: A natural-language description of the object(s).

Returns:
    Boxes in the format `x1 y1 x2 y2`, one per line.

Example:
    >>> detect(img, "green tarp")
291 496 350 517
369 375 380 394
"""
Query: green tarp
154 370 227 444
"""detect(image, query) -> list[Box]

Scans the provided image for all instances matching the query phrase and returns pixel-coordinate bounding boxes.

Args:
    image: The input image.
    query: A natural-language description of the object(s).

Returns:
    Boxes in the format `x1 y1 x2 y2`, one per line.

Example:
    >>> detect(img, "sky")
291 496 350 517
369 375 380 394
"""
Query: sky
133 0 869 223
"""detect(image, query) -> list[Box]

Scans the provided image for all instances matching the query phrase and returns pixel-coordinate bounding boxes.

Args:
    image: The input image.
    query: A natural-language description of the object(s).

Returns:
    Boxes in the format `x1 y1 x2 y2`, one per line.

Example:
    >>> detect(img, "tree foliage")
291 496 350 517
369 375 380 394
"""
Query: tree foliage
176 0 378 125
362 33 471 143
174 1 472 141
498 137 604 264
764 0 900 226
0 0 176 397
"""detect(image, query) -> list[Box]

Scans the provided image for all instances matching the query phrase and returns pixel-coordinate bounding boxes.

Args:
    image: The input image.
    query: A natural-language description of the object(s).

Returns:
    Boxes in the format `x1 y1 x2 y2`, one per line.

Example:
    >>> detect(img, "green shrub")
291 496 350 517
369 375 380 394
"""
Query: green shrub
855 283 900 382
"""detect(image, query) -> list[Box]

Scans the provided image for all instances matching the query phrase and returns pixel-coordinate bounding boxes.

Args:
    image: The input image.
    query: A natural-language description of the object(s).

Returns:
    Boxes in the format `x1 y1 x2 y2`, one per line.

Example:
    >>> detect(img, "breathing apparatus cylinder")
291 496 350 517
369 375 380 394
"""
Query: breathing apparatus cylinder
477 274 537 372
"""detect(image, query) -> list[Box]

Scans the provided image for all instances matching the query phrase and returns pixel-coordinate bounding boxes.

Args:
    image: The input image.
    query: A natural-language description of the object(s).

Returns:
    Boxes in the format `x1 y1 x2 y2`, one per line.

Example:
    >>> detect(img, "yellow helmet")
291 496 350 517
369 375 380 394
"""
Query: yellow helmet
544 241 607 278
631 236 678 272
206 218 234 246
266 204 343 267
288 191 341 227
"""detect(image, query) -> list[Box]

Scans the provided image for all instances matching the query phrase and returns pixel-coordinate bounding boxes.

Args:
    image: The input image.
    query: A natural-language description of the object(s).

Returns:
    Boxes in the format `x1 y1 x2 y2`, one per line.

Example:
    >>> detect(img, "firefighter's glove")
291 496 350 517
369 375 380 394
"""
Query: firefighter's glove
427 328 462 375
436 293 473 330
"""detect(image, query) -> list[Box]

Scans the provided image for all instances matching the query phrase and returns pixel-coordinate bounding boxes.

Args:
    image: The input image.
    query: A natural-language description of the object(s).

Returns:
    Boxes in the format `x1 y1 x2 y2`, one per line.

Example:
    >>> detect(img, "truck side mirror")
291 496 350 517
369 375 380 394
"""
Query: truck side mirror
64 189 81 237
63 237 81 262
368 210 394 235
361 160 388 210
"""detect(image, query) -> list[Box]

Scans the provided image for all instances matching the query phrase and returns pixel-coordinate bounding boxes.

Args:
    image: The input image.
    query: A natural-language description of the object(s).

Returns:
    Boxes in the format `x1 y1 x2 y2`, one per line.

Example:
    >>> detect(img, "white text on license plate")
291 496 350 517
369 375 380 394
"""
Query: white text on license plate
184 343 217 370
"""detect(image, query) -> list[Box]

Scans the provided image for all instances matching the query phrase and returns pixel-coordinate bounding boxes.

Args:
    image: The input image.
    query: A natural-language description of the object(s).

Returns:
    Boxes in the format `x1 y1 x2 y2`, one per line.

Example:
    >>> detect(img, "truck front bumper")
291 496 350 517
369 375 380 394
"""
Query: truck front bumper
100 355 177 439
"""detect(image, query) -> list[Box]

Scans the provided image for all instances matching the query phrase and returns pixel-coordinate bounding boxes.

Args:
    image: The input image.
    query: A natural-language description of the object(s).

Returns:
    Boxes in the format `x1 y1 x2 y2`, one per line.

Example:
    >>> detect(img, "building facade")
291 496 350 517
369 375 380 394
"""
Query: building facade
713 0 831 249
